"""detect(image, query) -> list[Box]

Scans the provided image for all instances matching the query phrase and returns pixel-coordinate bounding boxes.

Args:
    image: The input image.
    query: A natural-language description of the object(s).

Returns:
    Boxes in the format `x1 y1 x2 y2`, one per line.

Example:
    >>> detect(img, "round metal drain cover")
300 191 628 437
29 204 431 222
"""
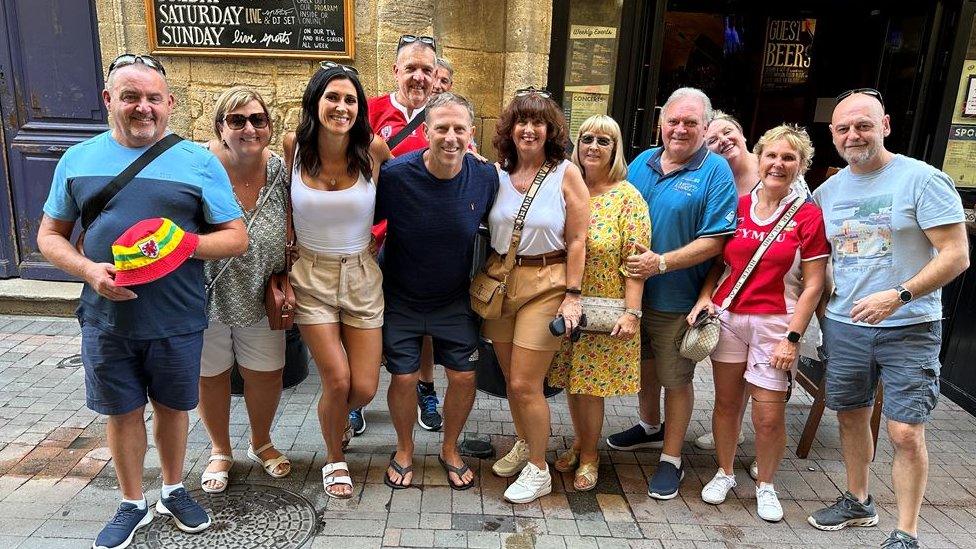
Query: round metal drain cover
57 354 83 368
137 484 317 548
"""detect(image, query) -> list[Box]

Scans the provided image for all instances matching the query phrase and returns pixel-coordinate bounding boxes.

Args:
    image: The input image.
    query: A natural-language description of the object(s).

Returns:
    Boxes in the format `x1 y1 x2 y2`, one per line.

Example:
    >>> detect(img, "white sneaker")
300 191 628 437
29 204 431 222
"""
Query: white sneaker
694 430 746 450
749 459 759 481
492 439 529 478
756 484 783 522
503 461 552 503
701 469 737 504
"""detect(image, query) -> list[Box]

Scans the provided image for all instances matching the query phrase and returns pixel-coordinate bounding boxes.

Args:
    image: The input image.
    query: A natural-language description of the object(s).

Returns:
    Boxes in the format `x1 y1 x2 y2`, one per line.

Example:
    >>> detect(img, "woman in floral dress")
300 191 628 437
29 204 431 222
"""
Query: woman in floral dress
549 115 651 490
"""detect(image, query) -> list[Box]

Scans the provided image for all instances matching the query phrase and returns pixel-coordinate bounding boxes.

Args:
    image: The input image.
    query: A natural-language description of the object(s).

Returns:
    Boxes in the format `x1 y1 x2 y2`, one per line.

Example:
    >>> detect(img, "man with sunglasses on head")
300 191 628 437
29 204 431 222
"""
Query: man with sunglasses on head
807 89 968 549
36 54 246 549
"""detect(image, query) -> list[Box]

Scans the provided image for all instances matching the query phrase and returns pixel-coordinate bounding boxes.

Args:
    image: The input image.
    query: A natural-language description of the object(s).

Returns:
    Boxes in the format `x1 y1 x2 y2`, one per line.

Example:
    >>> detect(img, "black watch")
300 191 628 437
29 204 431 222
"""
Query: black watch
786 331 801 343
895 285 913 304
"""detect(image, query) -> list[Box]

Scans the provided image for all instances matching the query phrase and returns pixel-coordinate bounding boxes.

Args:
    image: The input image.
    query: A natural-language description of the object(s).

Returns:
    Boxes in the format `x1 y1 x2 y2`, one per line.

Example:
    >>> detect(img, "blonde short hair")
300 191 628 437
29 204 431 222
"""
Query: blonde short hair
212 86 272 138
753 124 814 173
574 115 627 182
710 110 744 134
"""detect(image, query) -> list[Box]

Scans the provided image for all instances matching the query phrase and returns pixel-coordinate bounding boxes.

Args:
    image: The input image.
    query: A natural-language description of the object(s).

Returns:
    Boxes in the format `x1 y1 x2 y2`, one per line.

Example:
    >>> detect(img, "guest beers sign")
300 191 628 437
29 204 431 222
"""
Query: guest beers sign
759 18 816 91
145 0 355 59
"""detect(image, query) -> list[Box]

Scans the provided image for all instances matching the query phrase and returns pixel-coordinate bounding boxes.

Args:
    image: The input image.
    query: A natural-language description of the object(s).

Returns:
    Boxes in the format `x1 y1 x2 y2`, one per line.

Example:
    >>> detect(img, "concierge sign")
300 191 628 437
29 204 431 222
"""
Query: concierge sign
145 0 355 59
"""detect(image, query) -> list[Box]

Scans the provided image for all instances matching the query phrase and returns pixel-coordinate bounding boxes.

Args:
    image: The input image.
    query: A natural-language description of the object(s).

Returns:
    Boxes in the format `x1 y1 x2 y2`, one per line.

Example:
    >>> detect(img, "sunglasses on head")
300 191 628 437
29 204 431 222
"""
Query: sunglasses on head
835 87 884 108
515 86 552 99
580 134 613 147
397 34 436 51
108 54 166 76
319 61 359 76
223 113 270 130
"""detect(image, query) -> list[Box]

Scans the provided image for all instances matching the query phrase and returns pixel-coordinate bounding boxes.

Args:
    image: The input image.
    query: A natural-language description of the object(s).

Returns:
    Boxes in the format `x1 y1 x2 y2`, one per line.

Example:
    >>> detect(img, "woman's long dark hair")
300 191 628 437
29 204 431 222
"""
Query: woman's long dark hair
493 93 568 172
295 68 373 179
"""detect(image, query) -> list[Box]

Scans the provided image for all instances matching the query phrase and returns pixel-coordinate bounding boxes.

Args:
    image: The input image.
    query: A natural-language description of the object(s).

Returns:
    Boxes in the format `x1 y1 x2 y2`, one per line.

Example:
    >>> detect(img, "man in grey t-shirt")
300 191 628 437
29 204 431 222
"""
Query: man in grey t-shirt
807 90 969 548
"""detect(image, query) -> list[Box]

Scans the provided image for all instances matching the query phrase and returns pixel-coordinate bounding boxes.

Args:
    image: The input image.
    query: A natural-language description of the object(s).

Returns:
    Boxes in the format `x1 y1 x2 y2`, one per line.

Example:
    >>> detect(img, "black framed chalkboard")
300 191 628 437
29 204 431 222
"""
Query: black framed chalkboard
144 0 355 59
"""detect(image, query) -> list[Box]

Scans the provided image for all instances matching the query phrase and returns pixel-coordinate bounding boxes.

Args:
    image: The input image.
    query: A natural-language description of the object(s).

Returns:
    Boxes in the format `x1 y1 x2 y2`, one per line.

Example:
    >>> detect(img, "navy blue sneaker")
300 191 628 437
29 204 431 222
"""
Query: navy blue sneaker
93 502 152 549
154 488 211 533
606 422 665 450
349 407 366 436
648 460 685 500
417 382 443 432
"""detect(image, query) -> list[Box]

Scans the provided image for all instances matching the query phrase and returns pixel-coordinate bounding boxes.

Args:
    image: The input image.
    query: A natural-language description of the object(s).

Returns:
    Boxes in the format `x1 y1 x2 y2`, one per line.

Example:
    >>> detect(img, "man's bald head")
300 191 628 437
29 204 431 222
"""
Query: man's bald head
829 92 891 172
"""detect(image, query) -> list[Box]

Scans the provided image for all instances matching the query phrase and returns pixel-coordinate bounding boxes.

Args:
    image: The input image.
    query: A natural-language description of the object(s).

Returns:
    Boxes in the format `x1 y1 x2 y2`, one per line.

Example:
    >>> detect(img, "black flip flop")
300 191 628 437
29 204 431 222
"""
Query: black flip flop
438 455 476 491
384 452 413 490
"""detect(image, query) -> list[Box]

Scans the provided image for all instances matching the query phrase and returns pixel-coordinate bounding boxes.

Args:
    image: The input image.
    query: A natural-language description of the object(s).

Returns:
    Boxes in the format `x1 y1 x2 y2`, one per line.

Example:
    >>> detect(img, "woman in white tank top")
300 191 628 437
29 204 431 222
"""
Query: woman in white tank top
283 65 392 500
481 90 590 504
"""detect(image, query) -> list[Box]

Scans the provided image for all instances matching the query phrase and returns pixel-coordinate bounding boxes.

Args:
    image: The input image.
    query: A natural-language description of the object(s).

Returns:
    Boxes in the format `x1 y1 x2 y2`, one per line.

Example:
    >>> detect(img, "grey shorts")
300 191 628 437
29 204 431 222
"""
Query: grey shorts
821 316 941 424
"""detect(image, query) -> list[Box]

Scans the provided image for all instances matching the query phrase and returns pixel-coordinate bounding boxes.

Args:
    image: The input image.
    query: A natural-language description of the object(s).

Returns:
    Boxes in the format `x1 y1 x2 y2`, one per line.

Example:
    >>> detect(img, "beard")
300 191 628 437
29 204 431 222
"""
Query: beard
841 143 878 166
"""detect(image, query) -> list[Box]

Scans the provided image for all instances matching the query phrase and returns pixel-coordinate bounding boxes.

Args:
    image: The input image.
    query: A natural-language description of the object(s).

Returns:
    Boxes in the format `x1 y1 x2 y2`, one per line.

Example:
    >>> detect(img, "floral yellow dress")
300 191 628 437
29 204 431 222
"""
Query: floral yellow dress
549 181 651 397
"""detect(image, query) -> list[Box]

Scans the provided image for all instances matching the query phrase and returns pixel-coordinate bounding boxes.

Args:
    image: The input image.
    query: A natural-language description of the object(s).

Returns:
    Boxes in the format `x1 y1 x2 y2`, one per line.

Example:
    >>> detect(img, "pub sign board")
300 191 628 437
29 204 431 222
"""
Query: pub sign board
145 0 355 60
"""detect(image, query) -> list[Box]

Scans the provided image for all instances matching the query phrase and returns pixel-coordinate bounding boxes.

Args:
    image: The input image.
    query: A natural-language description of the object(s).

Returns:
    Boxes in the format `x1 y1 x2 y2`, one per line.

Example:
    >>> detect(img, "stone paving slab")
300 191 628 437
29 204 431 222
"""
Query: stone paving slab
0 314 974 548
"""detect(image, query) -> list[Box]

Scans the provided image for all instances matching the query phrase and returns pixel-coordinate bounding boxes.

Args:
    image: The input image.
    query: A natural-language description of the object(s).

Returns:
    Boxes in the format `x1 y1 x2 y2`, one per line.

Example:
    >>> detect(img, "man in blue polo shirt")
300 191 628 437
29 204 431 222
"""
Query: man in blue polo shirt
376 92 498 491
606 87 737 500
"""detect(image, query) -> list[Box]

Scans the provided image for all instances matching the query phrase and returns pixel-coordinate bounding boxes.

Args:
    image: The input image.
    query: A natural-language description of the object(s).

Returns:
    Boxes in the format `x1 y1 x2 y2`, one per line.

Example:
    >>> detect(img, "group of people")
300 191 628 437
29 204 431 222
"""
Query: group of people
34 32 967 549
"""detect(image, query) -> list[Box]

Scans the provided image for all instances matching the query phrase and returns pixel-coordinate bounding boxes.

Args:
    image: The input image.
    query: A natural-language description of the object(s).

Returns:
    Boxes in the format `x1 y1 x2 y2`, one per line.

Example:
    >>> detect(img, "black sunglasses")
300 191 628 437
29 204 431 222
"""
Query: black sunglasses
108 54 166 76
515 86 552 99
397 34 436 52
580 134 614 147
223 113 270 130
319 61 360 76
835 87 884 108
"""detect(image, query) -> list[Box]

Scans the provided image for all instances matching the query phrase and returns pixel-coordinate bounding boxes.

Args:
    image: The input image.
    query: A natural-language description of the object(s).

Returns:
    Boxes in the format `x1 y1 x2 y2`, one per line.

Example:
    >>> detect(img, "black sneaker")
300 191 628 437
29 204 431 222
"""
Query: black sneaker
807 491 879 531
882 530 919 548
154 488 211 533
349 407 366 436
606 422 665 450
93 502 152 549
417 382 443 432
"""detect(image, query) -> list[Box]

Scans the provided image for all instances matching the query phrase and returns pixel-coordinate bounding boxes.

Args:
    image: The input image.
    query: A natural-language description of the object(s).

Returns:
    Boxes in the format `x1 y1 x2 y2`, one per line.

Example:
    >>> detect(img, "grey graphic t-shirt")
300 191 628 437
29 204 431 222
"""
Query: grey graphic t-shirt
813 154 964 327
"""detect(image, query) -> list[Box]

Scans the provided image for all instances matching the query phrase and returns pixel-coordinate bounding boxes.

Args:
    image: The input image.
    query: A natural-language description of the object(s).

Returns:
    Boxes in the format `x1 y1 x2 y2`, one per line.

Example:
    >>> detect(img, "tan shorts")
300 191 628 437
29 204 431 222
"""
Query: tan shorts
290 246 384 329
481 255 565 352
639 309 695 388
201 319 285 376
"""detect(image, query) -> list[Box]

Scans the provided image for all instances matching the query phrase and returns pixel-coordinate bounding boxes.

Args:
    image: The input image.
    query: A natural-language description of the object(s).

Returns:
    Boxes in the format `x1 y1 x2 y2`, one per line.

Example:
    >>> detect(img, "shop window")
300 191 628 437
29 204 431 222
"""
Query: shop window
561 1 623 137
943 15 976 188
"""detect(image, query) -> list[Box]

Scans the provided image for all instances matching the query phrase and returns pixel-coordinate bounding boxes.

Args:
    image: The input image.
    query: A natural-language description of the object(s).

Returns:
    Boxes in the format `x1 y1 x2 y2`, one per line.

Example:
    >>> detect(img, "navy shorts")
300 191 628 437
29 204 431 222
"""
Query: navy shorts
821 317 941 424
383 295 480 375
81 323 204 416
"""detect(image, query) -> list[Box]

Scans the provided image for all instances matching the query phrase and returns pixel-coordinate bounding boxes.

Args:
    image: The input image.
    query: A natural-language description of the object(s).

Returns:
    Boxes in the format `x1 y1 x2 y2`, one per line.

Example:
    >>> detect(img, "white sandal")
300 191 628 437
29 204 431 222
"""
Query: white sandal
201 454 233 494
247 442 291 479
322 461 353 499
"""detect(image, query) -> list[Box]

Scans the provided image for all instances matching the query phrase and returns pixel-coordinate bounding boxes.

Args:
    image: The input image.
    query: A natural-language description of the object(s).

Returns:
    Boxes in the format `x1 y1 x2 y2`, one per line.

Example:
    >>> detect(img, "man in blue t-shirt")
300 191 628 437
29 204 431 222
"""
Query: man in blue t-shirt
605 88 737 500
375 92 498 491
806 90 968 548
36 56 246 549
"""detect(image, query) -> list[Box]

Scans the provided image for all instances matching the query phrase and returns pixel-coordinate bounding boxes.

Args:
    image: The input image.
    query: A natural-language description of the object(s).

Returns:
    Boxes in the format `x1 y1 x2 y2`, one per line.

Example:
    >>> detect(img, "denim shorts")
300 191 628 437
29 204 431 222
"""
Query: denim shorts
383 295 480 375
821 317 941 424
81 323 204 416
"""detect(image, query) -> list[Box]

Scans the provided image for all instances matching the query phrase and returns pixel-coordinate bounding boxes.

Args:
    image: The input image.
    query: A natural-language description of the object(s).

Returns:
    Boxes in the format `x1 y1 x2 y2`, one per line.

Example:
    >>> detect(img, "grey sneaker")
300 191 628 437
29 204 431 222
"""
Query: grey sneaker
807 491 879 531
882 530 919 548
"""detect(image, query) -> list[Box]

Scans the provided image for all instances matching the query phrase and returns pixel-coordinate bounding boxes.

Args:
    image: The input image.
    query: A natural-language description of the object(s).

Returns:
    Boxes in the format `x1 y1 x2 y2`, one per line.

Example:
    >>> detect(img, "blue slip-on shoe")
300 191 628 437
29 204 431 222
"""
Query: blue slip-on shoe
647 460 685 500
349 407 366 436
154 488 211 533
93 502 152 549
606 422 665 450
417 383 443 432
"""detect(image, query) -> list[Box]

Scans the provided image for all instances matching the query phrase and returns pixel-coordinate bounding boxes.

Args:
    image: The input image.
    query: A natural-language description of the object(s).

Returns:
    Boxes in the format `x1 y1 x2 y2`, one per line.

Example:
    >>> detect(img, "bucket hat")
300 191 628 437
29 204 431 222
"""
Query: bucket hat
111 218 199 287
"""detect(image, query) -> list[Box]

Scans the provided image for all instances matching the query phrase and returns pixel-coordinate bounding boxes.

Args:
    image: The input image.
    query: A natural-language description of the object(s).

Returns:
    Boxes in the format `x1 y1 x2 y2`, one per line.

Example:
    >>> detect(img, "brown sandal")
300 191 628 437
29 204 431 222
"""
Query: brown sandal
574 461 599 492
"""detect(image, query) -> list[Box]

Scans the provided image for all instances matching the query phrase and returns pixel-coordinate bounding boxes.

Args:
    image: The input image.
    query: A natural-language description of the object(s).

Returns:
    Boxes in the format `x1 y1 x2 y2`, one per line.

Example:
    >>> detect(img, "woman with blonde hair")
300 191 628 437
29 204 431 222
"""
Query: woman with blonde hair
198 86 290 493
548 115 650 491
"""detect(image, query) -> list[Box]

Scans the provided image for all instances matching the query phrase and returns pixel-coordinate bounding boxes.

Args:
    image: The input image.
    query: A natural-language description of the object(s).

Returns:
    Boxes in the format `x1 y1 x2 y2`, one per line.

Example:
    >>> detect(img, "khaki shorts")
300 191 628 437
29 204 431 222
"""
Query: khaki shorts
201 318 285 376
639 309 695 388
481 255 565 352
290 246 384 329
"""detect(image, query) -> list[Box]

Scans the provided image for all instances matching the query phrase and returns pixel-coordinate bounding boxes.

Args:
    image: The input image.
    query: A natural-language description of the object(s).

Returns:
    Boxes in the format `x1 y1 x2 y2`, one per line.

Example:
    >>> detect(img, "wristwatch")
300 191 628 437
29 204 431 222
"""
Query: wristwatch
786 331 801 343
658 254 668 274
625 308 643 319
895 284 913 304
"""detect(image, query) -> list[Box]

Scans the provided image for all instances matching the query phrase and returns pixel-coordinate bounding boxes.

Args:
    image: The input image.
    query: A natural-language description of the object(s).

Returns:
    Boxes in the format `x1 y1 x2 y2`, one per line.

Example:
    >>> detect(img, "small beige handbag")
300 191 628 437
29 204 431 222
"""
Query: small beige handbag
579 296 626 333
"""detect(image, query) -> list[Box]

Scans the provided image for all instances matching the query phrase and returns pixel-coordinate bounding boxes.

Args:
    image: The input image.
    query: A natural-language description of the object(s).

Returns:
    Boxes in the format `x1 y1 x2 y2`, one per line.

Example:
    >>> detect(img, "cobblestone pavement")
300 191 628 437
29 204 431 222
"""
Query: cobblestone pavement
1 314 975 548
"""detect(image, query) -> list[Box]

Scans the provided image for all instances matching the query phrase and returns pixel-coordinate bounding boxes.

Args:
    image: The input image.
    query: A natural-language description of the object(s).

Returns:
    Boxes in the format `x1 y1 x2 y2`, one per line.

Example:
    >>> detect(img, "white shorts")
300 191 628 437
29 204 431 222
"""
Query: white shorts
710 310 795 392
200 319 286 377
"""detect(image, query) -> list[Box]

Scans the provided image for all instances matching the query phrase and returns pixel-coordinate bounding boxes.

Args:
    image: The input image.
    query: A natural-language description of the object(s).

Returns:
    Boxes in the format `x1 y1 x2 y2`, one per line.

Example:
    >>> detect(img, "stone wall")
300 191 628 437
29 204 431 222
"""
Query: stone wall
93 0 553 159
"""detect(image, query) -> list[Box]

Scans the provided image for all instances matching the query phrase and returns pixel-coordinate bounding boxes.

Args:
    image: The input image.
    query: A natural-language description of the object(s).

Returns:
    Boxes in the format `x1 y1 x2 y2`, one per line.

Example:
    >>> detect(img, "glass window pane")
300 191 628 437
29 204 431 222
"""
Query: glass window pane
562 1 623 138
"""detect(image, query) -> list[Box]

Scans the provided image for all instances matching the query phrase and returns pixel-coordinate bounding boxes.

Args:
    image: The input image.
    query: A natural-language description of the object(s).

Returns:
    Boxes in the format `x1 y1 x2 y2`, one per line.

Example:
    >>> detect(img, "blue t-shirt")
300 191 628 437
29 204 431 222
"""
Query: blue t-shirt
629 145 737 312
813 154 965 327
43 131 241 339
376 150 499 310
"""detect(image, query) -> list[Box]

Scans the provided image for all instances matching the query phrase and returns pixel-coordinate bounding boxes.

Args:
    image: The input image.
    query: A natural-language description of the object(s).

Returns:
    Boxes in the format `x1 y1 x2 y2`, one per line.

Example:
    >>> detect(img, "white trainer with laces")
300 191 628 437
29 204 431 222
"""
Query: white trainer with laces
503 461 551 503
701 469 737 504
756 484 784 522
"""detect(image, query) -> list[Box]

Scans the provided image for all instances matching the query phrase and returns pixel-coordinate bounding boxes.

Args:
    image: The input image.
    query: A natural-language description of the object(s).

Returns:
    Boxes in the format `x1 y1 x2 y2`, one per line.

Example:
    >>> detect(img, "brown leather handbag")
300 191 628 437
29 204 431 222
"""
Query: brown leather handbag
265 167 297 331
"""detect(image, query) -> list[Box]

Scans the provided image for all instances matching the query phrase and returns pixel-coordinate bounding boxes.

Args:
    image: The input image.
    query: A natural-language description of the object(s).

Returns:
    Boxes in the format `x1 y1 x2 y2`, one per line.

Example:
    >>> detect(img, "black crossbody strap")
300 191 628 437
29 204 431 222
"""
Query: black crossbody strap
80 133 184 230
385 108 426 151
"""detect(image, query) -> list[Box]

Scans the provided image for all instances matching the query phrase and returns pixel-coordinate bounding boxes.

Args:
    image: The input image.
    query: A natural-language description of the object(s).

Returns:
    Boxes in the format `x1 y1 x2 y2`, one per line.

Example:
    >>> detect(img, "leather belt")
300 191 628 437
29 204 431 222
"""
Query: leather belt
512 251 567 266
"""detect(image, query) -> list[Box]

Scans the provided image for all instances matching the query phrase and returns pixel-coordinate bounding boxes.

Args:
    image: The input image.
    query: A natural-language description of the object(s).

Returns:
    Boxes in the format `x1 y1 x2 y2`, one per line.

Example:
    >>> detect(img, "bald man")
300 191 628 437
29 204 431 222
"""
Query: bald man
807 89 968 549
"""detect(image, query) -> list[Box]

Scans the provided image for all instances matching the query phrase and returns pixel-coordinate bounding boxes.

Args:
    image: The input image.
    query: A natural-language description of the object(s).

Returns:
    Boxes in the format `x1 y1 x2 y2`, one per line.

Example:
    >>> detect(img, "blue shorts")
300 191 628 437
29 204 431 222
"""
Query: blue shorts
383 295 479 375
81 323 204 416
821 317 941 424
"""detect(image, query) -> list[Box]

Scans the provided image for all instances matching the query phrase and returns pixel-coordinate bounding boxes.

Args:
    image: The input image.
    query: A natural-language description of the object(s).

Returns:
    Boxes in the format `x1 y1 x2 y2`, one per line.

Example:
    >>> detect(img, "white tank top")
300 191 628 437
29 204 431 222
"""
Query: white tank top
291 146 375 255
488 159 569 255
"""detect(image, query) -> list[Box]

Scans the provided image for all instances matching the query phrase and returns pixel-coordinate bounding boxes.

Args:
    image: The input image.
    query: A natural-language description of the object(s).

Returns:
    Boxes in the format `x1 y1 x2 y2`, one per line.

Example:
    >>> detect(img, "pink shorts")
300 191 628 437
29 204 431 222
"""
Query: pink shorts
710 310 795 392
